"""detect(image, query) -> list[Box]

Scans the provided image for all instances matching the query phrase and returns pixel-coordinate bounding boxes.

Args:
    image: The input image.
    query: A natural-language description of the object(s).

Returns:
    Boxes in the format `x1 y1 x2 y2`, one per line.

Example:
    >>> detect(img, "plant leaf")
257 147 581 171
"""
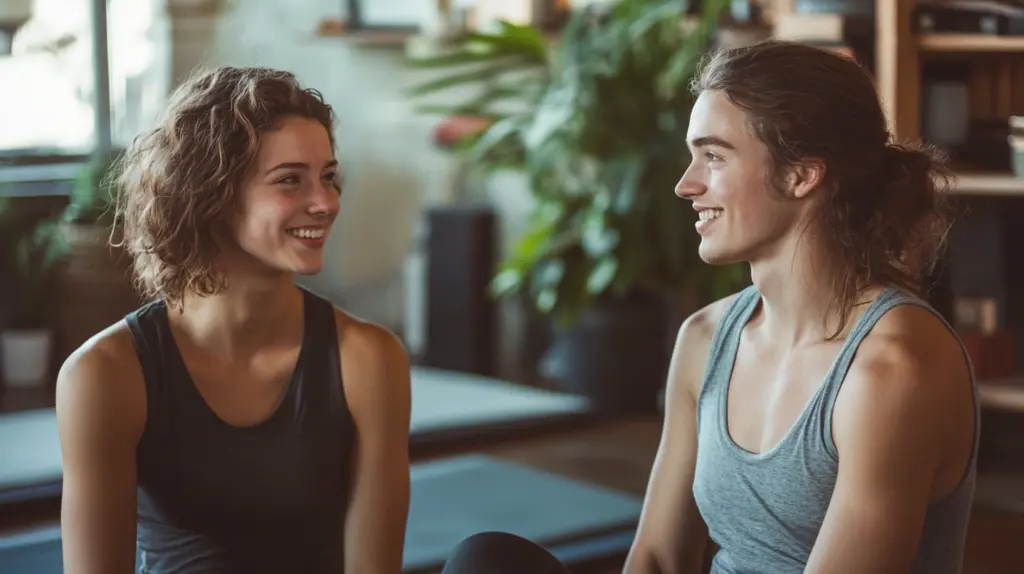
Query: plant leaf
587 256 619 294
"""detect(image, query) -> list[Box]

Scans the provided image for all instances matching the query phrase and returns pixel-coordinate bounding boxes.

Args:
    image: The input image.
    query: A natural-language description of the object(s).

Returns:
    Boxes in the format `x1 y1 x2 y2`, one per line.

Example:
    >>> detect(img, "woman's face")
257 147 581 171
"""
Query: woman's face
226 115 341 279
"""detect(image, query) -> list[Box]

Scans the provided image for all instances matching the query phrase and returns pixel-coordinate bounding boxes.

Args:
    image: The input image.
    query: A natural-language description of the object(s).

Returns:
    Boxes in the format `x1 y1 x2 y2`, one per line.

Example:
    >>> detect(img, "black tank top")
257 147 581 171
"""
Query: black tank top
125 288 355 574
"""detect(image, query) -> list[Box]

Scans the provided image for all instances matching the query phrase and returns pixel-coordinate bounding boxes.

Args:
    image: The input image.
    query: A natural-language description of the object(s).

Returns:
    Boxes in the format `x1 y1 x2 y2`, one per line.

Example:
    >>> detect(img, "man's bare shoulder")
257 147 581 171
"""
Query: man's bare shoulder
852 303 970 395
838 303 973 461
55 322 147 442
679 290 745 343
672 289 749 398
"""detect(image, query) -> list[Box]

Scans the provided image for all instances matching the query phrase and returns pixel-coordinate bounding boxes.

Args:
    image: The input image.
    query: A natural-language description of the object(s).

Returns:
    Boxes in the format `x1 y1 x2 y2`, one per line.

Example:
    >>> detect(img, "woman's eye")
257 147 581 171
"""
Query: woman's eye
325 172 343 192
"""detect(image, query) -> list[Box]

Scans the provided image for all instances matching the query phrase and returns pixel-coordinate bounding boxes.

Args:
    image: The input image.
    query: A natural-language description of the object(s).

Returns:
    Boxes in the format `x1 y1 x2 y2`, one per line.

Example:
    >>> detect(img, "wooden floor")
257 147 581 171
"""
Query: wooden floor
3 416 1024 573
469 417 1024 574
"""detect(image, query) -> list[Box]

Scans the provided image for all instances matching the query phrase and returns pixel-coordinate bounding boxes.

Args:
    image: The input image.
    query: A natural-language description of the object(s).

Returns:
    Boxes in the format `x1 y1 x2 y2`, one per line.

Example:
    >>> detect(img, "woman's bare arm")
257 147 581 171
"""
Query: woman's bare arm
56 327 147 574
338 316 412 574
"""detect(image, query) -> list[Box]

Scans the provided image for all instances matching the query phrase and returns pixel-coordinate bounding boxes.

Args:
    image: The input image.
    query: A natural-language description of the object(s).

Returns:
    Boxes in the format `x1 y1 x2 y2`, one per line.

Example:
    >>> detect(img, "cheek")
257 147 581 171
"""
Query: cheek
714 166 780 228
234 200 293 242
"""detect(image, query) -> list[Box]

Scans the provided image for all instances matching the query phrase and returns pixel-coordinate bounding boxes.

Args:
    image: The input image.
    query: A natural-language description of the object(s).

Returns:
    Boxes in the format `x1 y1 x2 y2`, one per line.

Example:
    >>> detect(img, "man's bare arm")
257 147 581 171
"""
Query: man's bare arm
57 328 146 574
623 299 728 574
804 311 973 574
339 317 412 574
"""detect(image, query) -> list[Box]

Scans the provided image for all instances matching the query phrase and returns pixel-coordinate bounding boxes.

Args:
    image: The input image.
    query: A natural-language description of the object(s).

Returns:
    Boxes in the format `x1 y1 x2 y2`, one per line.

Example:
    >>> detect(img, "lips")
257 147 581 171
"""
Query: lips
693 208 722 236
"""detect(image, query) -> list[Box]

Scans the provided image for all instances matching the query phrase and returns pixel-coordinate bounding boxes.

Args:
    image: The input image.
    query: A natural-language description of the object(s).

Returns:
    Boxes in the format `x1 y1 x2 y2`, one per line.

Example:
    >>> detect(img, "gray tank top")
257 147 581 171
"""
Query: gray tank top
692 285 979 574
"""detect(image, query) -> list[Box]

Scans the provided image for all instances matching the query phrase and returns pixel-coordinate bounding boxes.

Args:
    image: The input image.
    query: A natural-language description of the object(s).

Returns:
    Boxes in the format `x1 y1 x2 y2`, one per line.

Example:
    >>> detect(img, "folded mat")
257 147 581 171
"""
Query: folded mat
0 455 642 573
0 367 591 504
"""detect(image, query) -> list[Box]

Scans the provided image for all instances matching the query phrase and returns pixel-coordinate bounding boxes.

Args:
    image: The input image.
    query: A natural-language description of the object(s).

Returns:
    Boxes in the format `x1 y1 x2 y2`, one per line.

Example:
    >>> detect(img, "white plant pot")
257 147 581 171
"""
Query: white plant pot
1 329 53 389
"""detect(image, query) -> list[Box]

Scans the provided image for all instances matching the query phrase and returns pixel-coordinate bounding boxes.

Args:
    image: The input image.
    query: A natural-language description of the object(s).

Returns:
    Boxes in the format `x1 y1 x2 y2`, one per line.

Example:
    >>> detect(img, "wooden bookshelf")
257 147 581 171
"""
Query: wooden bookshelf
919 34 1024 54
316 18 412 46
980 377 1024 412
954 173 1024 197
877 1 1024 139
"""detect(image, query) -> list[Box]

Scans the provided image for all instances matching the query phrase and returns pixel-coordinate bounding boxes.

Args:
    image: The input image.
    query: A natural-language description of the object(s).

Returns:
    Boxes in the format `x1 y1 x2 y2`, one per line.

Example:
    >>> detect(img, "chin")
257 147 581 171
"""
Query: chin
290 260 325 276
698 241 745 266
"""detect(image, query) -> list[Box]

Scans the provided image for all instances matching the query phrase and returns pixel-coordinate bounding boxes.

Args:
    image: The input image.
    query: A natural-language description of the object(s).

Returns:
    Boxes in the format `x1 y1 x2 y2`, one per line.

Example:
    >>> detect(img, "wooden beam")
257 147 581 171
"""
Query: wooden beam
772 0 795 13
876 0 919 143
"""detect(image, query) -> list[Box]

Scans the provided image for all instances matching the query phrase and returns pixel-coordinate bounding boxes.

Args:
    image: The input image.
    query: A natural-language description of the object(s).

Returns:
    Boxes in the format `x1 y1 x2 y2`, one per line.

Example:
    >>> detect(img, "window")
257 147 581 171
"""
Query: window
0 0 165 155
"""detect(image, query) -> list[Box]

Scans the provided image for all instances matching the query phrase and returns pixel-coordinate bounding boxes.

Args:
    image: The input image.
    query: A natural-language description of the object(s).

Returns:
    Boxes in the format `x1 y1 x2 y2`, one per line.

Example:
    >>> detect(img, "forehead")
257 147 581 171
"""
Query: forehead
687 90 751 146
256 116 333 164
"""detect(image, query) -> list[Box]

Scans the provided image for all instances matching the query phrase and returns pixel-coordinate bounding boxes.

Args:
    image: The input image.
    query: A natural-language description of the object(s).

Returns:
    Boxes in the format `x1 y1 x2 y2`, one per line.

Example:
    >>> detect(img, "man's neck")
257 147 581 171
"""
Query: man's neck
174 272 302 358
748 231 842 347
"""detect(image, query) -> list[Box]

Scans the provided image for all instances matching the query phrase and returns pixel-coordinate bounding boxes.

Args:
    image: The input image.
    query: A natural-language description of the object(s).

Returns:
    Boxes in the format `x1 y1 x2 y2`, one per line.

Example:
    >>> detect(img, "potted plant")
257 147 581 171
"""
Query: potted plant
1 216 67 388
52 150 141 364
407 0 749 413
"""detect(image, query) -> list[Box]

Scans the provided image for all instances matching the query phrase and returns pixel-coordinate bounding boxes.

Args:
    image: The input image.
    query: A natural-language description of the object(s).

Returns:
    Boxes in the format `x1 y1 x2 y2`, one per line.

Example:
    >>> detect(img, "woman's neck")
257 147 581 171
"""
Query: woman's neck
173 273 302 358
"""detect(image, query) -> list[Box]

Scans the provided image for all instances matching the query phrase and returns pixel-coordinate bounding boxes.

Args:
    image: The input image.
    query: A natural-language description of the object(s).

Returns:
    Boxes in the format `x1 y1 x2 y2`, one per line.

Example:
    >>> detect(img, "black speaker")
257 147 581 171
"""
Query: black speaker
421 204 498 376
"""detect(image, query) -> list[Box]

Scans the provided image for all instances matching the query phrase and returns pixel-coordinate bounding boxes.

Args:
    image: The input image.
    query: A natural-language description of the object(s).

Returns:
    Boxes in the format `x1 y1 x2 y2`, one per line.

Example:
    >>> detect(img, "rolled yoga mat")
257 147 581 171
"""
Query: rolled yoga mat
0 455 643 574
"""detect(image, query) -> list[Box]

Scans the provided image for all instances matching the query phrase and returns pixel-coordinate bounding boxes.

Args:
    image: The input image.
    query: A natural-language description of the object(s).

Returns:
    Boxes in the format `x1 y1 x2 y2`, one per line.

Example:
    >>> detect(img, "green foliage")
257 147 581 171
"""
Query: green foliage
10 216 68 329
63 150 123 228
0 195 69 328
407 0 750 327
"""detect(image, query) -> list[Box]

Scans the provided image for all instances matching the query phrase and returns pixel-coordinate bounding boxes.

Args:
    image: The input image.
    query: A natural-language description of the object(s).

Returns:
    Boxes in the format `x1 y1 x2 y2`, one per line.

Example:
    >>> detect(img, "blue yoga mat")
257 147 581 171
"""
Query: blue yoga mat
0 367 593 505
0 456 641 574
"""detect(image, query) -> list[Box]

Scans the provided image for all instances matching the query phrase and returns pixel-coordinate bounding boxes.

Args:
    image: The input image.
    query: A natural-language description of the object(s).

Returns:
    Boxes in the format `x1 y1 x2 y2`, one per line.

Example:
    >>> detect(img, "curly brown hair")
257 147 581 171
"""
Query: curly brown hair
692 40 955 339
112 66 335 309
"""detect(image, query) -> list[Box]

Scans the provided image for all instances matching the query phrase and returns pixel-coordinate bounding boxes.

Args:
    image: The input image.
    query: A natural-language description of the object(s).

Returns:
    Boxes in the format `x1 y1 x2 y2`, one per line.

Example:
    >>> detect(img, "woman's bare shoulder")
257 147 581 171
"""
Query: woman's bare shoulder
55 321 147 442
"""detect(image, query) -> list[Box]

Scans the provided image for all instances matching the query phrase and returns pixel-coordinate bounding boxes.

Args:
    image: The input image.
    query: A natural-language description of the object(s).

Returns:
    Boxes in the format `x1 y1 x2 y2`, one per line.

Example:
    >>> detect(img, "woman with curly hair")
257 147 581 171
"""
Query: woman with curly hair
55 66 411 574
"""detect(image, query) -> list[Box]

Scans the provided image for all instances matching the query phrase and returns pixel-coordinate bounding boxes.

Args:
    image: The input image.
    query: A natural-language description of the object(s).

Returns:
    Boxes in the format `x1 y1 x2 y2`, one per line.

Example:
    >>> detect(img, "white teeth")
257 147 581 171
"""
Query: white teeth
287 227 325 239
698 209 722 222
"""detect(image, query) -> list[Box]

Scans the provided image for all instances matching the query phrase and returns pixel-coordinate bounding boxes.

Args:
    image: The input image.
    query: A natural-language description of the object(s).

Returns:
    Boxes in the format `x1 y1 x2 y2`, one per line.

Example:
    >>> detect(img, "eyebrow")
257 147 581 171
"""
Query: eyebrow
264 159 339 175
689 136 736 150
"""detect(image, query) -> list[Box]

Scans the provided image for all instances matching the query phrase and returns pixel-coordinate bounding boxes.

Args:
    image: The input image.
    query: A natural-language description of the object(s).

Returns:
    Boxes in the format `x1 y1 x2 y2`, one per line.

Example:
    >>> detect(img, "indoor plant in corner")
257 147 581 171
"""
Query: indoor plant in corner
53 150 141 363
408 0 748 413
1 217 67 389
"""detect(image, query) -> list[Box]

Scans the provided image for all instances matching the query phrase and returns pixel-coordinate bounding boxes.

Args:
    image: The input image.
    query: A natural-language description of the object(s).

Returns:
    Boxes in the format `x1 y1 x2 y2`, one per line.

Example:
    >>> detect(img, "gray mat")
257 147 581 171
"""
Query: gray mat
0 409 61 501
404 455 642 572
0 456 642 573
0 368 591 502
408 367 590 438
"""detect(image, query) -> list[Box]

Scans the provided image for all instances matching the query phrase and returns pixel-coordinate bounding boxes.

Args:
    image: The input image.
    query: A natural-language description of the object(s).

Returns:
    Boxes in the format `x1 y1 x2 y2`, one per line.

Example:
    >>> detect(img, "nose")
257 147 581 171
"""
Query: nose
674 163 706 200
308 179 340 218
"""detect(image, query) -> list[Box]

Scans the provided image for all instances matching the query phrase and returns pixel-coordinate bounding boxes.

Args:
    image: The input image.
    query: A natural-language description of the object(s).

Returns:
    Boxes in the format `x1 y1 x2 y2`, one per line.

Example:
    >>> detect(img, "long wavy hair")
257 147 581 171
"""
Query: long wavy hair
693 41 955 338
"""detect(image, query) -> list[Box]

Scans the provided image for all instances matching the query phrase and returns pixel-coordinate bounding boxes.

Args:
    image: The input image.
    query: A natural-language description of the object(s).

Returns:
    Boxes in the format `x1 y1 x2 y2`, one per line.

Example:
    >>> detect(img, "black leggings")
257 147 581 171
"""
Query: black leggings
440 531 572 574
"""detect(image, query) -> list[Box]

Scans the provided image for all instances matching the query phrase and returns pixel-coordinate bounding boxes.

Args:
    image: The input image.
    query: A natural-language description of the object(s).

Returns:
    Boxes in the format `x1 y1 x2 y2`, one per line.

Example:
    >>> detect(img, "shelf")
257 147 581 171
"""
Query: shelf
979 378 1024 412
316 19 412 46
918 34 1024 53
952 173 1024 197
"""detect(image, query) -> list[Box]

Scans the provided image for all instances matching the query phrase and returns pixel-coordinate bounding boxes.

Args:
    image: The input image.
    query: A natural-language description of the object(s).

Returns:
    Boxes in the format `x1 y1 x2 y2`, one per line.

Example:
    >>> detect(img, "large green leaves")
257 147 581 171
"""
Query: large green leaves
408 0 749 327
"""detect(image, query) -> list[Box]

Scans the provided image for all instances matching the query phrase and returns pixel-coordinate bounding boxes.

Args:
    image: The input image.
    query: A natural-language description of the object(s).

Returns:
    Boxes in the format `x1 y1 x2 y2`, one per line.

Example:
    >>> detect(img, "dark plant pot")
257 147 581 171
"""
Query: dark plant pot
540 290 671 415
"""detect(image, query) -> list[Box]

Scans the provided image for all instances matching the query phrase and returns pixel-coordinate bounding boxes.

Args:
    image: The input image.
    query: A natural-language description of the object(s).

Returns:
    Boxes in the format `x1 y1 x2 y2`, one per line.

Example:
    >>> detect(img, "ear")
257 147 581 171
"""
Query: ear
781 160 826 200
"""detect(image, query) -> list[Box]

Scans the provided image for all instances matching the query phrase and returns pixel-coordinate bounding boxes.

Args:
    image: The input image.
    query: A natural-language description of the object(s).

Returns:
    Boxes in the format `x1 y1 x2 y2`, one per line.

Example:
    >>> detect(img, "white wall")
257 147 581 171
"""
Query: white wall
163 0 456 328
167 0 535 331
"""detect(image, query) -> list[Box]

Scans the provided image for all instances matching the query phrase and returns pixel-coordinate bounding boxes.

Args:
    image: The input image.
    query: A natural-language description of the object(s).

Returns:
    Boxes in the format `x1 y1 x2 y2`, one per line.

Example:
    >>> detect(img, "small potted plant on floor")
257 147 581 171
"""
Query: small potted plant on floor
1 217 67 389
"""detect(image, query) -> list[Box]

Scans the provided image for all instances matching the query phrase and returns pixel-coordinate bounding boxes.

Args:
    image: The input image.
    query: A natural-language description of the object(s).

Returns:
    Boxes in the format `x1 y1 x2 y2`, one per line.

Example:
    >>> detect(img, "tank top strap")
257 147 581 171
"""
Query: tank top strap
295 287 349 418
699 285 762 403
815 286 977 459
124 299 181 423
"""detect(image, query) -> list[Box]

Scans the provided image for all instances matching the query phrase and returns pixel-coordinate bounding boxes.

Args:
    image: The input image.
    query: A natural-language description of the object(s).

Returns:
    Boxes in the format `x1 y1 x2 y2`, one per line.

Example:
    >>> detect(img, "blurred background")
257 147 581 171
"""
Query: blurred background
1 0 1024 572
